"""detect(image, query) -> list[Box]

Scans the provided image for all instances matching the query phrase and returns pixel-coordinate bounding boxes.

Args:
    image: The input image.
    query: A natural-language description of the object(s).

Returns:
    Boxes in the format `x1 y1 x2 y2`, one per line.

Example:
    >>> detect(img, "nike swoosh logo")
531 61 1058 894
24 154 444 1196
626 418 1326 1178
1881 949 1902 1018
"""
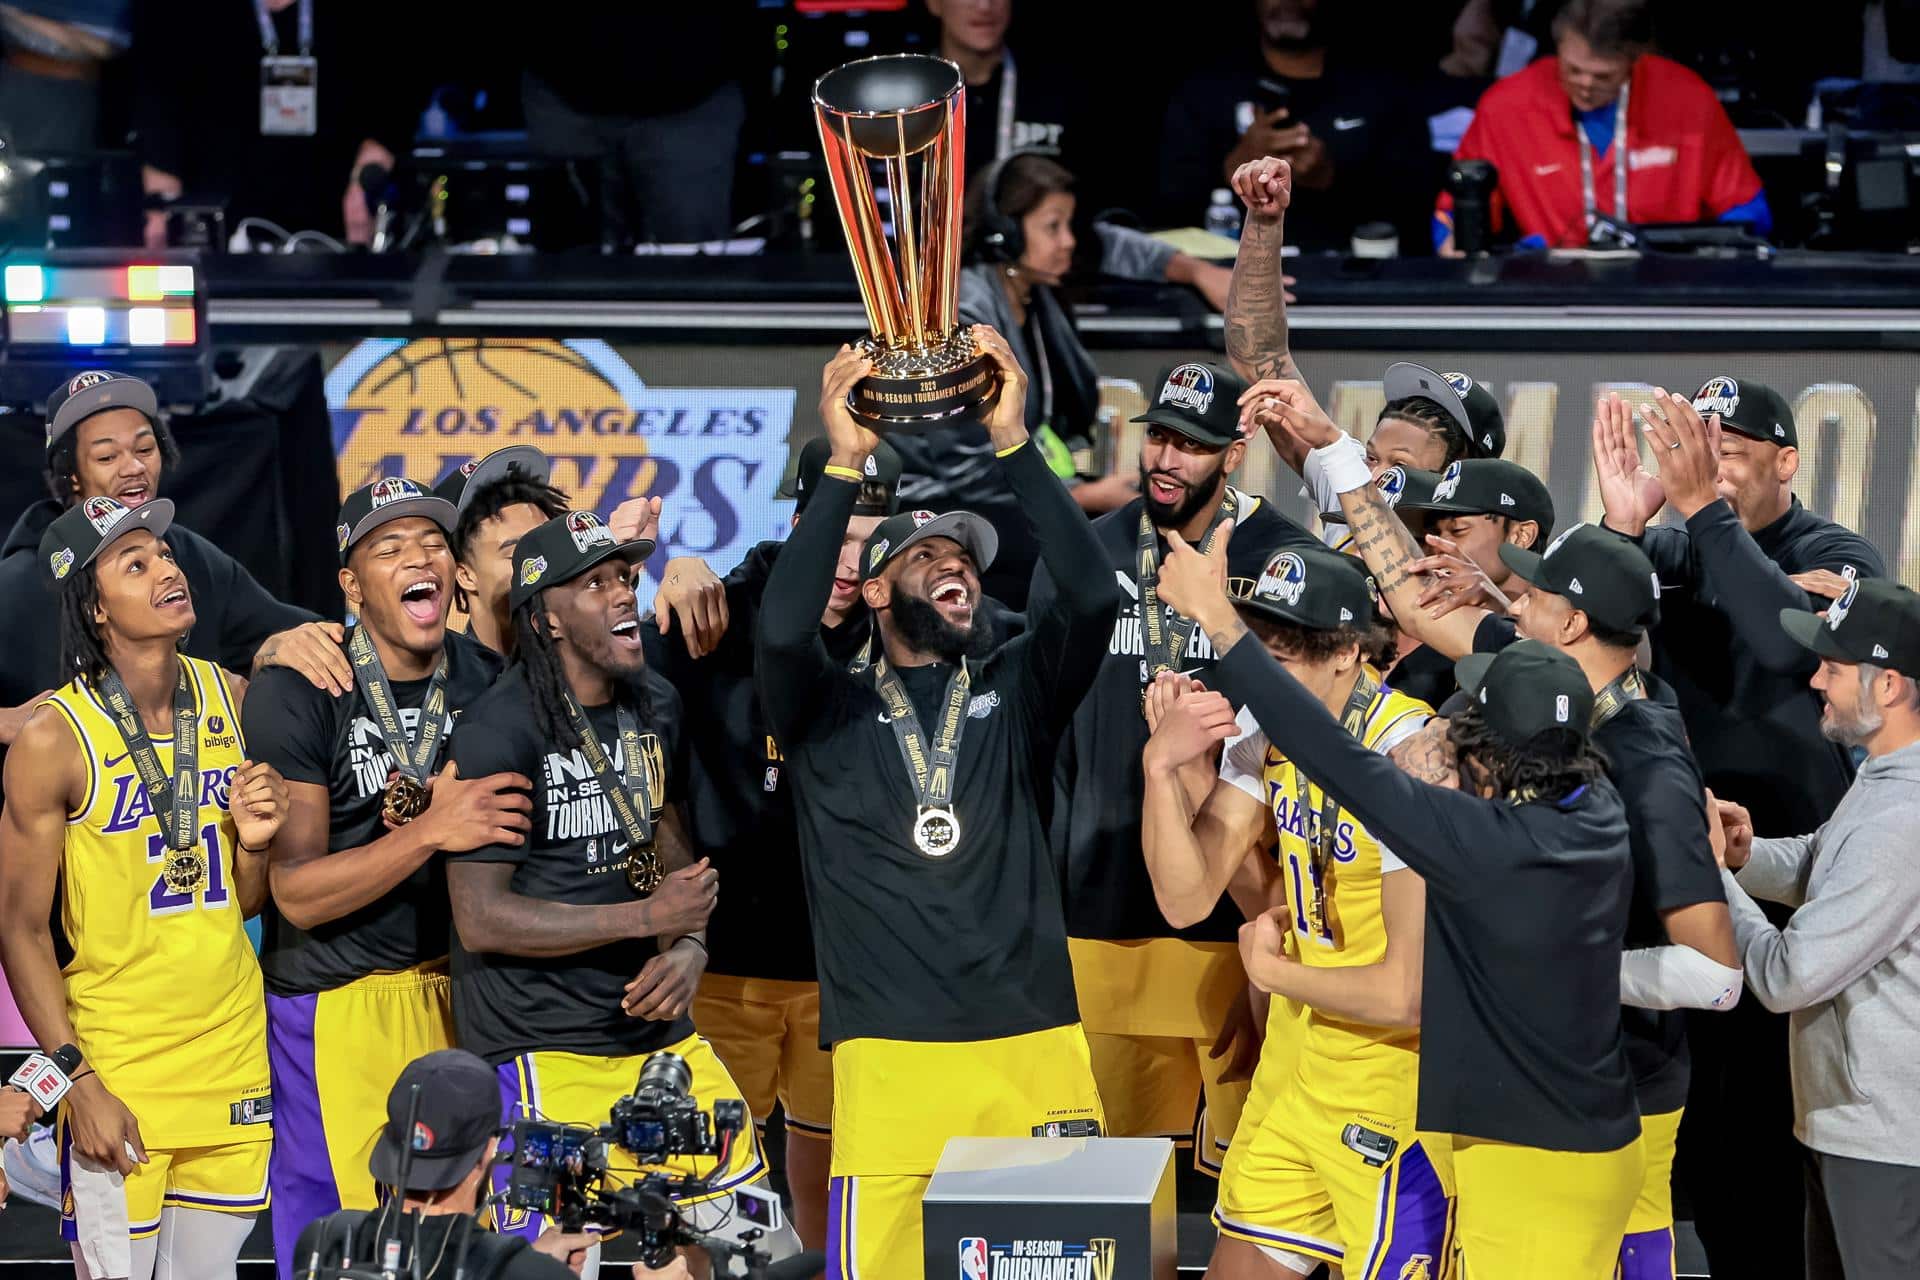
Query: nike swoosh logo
1333 116 1366 131
1534 163 1563 176
105 751 130 768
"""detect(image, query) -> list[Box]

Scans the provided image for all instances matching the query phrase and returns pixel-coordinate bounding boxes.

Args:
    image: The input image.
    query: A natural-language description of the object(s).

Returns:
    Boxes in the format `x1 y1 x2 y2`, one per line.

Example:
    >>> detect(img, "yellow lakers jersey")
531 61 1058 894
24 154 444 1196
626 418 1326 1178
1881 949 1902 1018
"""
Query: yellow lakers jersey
1258 672 1430 1066
46 656 272 1148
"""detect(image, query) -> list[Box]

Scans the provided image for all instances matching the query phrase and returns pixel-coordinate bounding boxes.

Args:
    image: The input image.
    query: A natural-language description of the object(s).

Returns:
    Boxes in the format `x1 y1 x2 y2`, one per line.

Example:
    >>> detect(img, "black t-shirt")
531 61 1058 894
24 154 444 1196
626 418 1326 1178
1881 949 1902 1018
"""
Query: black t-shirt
644 540 1022 984
1031 491 1319 942
448 663 691 1064
1593 691 1727 1115
1157 56 1431 250
755 446 1119 1046
295 1207 572 1280
1386 642 1457 709
1216 639 1640 1152
244 630 502 997
961 51 1086 178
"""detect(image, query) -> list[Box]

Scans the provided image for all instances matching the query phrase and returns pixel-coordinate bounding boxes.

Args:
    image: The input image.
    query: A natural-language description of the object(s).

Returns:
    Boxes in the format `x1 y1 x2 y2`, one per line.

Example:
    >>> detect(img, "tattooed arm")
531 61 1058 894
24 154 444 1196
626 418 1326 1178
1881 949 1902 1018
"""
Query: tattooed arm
1387 718 1459 789
1222 159 1306 469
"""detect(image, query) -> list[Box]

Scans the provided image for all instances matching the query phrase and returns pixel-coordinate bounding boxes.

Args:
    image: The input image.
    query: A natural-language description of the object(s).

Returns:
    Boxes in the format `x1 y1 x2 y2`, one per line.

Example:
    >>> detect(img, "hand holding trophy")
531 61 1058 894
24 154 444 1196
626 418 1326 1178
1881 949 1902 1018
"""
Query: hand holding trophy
813 55 1000 430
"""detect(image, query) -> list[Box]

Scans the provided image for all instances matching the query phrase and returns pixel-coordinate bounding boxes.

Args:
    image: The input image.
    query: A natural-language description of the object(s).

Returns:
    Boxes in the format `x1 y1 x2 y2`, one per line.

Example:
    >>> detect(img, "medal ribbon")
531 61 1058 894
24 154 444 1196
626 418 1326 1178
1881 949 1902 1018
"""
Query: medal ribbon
1577 80 1630 236
1589 666 1647 729
873 659 972 818
99 662 199 851
1137 490 1239 689
347 626 451 787
560 694 659 857
1292 671 1380 945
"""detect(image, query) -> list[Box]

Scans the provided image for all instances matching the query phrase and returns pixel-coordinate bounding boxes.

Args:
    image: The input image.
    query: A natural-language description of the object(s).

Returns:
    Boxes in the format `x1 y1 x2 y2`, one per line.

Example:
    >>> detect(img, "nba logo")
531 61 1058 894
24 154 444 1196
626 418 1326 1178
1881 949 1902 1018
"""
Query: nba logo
764 766 780 793
959 1238 989 1280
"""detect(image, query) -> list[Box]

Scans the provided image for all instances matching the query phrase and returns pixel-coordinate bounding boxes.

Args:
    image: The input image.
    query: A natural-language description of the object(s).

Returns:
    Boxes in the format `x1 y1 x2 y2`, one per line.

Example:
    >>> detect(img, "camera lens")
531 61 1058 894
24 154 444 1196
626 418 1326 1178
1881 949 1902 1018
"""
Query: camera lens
636 1050 691 1098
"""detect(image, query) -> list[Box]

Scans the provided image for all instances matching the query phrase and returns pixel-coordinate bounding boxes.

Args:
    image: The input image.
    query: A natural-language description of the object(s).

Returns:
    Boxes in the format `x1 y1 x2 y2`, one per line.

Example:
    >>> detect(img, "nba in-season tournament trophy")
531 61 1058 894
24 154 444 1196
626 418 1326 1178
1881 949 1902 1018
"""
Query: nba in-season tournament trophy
814 54 999 429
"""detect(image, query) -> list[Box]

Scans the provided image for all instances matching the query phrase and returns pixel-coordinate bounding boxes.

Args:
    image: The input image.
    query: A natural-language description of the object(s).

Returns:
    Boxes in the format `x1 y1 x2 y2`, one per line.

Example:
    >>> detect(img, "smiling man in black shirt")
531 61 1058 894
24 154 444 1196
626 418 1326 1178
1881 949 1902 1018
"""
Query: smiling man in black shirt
241 478 528 1280
447 508 800 1273
756 331 1117 1275
1029 359 1317 1177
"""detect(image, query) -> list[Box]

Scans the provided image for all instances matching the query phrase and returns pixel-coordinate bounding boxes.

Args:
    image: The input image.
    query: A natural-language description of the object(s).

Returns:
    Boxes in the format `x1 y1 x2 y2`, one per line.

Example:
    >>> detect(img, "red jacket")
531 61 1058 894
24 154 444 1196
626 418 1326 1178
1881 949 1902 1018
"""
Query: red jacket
1436 54 1762 248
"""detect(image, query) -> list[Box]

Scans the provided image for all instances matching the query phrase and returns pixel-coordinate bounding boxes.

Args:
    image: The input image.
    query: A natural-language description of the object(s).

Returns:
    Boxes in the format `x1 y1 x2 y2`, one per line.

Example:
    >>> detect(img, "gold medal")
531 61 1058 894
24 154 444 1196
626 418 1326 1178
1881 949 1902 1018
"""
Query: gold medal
382 776 430 826
161 846 208 895
625 842 663 894
912 807 961 858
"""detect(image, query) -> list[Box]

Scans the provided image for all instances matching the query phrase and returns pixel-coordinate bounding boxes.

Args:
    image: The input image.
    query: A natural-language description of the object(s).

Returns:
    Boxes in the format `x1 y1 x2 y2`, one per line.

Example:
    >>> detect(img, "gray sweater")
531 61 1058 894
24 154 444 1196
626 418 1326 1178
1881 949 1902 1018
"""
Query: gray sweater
1723 737 1920 1165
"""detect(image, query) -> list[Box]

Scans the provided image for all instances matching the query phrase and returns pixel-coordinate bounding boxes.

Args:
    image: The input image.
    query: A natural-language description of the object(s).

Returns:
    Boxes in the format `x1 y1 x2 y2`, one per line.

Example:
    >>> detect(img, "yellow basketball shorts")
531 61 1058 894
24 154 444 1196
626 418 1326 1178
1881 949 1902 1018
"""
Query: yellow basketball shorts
488 1033 769 1241
1619 1108 1683 1280
1450 1131 1644 1280
266 963 453 1280
58 1127 270 1242
1070 937 1250 1172
1215 1049 1452 1278
826 1023 1105 1279
693 974 833 1138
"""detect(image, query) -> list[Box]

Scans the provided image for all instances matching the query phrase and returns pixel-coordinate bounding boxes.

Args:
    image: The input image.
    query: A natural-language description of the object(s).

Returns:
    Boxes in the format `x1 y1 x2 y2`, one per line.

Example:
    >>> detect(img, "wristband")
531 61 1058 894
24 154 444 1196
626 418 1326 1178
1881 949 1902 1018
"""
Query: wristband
993 438 1028 459
238 840 269 854
1309 432 1371 495
673 936 708 955
822 465 863 482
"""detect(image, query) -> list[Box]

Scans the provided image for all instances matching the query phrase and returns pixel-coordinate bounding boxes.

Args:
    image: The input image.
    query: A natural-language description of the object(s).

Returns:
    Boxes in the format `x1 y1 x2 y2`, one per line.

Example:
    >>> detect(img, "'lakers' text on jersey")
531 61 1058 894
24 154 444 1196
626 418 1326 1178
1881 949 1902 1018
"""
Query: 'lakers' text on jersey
47 656 271 1148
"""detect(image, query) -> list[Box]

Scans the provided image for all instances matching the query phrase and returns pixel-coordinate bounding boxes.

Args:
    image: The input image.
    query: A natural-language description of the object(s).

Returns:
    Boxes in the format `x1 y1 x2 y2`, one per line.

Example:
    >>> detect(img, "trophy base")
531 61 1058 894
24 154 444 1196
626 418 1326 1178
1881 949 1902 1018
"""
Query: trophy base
847 333 1000 431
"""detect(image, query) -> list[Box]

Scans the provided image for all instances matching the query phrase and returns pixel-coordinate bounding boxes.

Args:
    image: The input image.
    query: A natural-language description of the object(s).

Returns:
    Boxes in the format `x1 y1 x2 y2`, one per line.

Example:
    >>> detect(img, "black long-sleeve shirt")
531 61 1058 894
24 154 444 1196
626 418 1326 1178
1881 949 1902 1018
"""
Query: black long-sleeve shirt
1214 637 1640 1153
755 441 1119 1046
1635 498 1884 836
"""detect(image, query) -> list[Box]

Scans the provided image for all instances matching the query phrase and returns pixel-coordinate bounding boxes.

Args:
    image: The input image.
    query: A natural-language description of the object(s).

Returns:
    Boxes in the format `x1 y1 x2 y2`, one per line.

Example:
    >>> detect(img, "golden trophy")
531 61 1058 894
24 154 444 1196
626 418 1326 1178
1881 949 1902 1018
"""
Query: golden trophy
813 54 998 429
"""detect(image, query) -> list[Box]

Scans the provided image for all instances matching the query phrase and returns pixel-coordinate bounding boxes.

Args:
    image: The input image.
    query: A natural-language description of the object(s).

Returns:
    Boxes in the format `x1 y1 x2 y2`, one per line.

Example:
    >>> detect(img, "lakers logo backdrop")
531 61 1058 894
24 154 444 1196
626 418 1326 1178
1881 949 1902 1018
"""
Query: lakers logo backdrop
325 338 797 609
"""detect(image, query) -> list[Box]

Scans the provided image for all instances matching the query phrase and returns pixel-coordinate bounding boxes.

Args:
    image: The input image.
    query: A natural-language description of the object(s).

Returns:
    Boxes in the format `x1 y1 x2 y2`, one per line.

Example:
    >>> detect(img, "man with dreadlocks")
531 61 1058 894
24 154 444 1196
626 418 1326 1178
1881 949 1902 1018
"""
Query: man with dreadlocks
241 478 529 1280
434 446 572 658
446 508 800 1274
0 495 289 1279
756 329 1118 1274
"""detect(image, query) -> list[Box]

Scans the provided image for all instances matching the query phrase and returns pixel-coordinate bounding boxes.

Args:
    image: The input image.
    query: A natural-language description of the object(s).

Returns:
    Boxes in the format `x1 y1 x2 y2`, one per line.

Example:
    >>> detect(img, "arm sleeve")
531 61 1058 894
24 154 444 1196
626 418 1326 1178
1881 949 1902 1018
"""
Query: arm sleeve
1700 94 1765 218
447 713 533 868
1723 823 1920 1012
1213 638 1499 899
1683 502 1883 676
196 539 320 672
1094 222 1178 284
999 442 1124 740
754 478 854 746
238 671 335 786
1620 944 1744 1010
1218 708 1268 803
1736 831 1819 908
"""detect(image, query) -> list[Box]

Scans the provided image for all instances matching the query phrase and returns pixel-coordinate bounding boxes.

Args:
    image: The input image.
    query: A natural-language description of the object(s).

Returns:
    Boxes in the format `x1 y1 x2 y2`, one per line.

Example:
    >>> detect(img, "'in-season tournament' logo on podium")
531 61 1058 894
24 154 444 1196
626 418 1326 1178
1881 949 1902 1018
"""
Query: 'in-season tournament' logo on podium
960 1237 1116 1280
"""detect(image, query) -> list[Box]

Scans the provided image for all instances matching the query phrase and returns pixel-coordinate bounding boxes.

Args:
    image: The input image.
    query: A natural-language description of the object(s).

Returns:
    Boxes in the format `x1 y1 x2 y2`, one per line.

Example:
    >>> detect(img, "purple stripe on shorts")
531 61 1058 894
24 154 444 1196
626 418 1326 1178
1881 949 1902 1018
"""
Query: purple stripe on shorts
826 1176 849 1280
489 1057 544 1244
1619 1227 1677 1280
267 992 338 1280
1360 1137 1451 1280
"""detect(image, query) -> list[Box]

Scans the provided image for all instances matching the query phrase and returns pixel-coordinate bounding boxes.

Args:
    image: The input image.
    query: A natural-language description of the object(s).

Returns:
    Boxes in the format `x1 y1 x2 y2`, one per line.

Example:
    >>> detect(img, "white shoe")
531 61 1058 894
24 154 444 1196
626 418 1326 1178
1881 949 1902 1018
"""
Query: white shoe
3 1125 62 1209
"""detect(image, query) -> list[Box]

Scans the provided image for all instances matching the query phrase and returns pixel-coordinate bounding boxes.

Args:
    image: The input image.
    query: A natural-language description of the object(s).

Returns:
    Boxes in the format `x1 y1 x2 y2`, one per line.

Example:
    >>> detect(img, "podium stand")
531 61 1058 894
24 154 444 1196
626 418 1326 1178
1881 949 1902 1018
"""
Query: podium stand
922 1137 1176 1279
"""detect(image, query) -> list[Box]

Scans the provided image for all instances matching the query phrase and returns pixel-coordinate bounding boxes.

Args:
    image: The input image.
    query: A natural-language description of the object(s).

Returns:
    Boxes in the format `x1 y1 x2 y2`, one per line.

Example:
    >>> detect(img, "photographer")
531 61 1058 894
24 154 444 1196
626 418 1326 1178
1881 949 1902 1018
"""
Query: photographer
293 1049 688 1279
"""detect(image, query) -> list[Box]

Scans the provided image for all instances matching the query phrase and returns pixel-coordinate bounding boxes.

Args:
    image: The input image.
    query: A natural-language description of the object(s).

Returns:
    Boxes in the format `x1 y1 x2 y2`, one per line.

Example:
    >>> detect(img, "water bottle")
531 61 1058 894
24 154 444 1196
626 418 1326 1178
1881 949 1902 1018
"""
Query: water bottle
1204 188 1241 239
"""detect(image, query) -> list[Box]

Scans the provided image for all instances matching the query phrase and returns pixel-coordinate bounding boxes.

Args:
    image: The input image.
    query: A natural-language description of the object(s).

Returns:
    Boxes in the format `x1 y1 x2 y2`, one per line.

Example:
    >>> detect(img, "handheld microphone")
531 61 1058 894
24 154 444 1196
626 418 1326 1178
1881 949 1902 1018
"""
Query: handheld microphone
359 163 394 253
8 1045 81 1110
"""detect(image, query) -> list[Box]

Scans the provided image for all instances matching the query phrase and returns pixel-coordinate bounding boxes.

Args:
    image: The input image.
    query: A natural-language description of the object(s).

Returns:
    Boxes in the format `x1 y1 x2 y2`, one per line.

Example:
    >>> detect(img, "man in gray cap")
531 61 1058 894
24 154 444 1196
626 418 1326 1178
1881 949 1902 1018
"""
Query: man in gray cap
0 370 345 746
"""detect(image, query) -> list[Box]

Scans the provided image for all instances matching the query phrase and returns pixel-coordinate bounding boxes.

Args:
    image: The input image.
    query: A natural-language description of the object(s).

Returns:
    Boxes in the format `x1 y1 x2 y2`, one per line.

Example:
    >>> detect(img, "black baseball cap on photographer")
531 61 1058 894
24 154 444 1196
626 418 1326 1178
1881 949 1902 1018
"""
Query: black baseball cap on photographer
1499 522 1660 634
367 1050 500 1191
1780 577 1920 679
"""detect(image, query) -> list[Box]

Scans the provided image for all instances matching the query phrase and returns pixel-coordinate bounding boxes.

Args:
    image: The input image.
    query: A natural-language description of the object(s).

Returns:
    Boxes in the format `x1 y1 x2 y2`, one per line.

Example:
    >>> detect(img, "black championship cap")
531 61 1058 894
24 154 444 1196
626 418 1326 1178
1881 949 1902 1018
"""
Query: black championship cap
1320 462 1442 527
1454 638 1596 751
1691 375 1796 448
367 1049 500 1192
1234 543 1377 631
1398 459 1555 540
1781 576 1920 678
433 446 552 518
337 477 457 566
510 509 655 612
1131 361 1251 448
1383 363 1506 459
39 495 176 587
1499 522 1660 633
42 370 160 454
861 507 998 581
789 436 904 516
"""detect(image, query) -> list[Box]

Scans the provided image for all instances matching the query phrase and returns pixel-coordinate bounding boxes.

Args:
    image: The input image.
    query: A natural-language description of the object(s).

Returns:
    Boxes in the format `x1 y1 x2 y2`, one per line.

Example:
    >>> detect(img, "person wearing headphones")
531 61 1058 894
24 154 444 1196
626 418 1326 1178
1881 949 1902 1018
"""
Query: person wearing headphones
887 150 1235 606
